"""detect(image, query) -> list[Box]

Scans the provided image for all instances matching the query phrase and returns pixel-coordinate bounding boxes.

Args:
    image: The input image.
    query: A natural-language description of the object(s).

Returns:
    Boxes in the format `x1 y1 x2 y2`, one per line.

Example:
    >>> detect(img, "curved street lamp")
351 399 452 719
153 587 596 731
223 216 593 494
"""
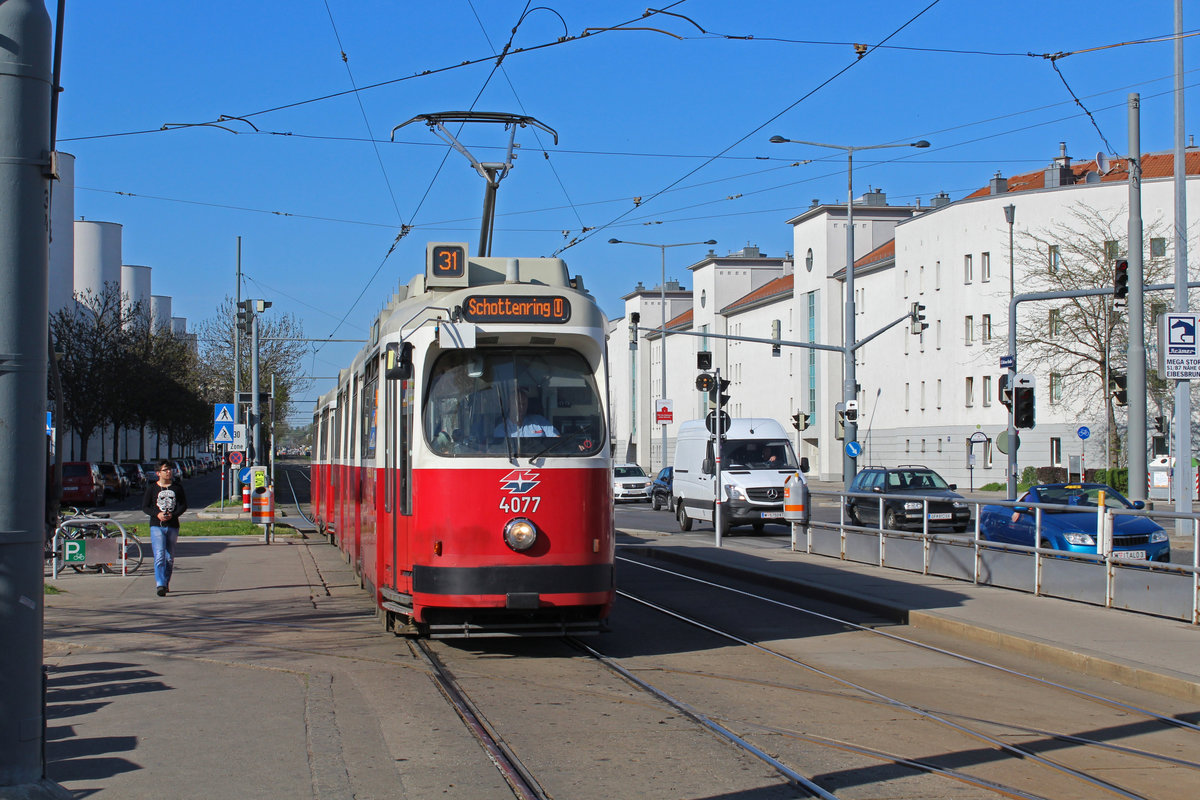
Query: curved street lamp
769 136 930 490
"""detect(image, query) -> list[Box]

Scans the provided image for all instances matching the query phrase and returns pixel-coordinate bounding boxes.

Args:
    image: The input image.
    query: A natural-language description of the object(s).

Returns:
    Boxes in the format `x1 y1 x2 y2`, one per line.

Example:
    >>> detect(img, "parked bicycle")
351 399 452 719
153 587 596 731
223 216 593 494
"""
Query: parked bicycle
46 508 144 576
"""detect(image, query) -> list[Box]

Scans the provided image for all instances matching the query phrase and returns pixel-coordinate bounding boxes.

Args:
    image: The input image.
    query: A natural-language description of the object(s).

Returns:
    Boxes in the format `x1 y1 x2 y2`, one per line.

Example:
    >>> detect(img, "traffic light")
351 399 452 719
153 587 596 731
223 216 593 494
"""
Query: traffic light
236 300 252 334
1113 258 1129 309
1109 372 1127 405
998 374 1012 408
1154 414 1166 434
628 311 639 351
844 399 859 423
697 351 712 370
771 319 781 357
1013 375 1035 429
910 302 927 335
835 402 845 440
709 378 730 408
791 411 810 431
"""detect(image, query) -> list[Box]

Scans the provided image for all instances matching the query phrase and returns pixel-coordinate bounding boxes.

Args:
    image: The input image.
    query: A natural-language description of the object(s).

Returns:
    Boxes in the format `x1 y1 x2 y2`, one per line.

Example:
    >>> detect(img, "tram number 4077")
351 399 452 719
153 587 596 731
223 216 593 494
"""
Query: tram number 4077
500 496 542 513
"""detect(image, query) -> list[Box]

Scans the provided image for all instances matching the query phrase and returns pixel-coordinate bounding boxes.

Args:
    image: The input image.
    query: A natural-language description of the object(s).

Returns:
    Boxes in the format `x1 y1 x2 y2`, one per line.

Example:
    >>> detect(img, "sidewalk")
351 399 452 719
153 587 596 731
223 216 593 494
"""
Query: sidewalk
617 526 1200 703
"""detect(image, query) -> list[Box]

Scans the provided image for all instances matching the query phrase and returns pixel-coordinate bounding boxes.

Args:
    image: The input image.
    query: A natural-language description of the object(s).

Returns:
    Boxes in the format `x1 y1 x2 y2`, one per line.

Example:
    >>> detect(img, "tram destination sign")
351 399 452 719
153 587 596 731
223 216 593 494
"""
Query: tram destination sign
461 295 571 324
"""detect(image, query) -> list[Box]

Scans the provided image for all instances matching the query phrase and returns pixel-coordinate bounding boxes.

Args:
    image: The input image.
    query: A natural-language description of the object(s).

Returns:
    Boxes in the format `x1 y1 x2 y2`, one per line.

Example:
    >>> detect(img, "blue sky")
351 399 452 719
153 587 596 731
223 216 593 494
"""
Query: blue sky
56 1 1198 420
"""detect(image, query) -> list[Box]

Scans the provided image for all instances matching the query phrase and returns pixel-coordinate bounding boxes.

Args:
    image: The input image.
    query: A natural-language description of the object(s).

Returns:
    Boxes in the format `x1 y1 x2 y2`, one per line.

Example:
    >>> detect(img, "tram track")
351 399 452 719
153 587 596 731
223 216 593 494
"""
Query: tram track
605 553 1200 799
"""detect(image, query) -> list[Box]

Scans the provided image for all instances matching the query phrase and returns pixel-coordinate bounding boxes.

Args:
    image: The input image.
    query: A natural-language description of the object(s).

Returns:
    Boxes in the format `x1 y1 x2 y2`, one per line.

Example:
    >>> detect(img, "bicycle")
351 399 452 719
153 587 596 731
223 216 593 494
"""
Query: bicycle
47 511 144 576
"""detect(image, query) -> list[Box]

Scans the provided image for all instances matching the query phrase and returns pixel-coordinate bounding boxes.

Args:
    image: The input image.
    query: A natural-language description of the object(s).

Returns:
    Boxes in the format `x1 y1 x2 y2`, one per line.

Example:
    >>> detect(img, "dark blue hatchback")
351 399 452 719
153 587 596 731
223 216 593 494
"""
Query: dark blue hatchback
979 483 1170 562
651 466 672 511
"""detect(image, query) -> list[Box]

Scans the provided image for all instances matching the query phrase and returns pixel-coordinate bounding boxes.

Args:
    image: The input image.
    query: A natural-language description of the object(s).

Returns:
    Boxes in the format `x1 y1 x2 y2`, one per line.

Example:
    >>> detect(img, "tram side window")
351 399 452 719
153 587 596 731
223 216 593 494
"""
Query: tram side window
361 365 378 460
423 348 605 458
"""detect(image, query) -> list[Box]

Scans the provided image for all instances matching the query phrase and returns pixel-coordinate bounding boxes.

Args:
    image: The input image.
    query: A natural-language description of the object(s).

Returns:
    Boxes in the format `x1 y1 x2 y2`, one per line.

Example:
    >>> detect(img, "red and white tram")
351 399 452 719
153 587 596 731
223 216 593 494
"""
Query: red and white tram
312 242 614 637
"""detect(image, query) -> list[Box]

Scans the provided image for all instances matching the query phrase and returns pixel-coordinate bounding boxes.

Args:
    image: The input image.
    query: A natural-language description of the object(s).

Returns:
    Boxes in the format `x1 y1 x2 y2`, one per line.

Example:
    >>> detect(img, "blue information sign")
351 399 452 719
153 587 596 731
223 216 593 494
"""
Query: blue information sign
1077 426 1091 440
1000 355 1015 369
845 441 862 458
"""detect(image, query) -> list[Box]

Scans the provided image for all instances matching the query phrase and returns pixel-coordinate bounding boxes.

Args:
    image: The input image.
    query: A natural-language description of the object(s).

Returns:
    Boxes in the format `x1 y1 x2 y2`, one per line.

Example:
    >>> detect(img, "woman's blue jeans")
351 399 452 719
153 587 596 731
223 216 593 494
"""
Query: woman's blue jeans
150 525 179 588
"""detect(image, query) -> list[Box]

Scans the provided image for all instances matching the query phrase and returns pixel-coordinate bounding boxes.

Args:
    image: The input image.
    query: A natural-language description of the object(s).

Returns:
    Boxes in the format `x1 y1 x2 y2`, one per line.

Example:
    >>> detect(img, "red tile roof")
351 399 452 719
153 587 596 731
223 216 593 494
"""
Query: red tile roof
722 274 793 313
964 151 1200 199
666 308 693 329
854 239 895 269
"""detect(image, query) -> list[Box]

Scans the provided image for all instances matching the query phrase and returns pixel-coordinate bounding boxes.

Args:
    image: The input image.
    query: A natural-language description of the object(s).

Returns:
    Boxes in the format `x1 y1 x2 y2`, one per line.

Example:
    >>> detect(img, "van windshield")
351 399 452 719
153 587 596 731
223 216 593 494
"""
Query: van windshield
722 439 798 469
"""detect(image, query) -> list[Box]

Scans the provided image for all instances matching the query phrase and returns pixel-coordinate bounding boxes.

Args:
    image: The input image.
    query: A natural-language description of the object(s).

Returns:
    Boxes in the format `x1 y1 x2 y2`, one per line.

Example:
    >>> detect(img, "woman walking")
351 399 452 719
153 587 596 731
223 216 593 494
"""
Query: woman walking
142 460 188 596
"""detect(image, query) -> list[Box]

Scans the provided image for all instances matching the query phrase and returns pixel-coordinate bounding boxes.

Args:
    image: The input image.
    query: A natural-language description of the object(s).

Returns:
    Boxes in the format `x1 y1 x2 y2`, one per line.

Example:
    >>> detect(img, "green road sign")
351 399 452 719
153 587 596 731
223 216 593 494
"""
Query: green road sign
64 539 85 563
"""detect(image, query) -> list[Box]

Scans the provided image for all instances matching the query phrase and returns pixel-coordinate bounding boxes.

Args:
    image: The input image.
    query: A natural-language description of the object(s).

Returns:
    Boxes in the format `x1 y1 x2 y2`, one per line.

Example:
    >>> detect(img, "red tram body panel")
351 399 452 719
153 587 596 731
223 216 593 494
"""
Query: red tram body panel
313 244 614 637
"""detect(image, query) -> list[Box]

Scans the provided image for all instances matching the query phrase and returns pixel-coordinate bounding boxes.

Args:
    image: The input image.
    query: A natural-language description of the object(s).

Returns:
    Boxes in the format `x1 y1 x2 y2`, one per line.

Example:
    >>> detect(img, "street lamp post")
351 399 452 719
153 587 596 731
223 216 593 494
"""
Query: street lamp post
609 238 716 473
769 136 930 490
1003 204 1017 499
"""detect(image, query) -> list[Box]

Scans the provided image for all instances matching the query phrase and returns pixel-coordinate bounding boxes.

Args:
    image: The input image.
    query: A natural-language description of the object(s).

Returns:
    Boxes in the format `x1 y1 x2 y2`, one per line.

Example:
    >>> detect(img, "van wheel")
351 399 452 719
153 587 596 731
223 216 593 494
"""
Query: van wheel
676 503 693 532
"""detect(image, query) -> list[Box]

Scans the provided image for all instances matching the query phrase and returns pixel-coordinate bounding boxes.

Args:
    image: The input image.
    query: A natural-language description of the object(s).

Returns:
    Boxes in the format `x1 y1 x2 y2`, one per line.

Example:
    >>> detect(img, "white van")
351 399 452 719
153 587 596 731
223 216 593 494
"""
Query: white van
672 417 807 534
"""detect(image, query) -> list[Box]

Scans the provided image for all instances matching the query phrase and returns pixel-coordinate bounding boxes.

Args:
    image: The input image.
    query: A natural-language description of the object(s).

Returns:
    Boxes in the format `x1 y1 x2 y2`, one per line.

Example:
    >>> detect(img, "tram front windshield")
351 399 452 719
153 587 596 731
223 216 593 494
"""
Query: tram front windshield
423 348 605 458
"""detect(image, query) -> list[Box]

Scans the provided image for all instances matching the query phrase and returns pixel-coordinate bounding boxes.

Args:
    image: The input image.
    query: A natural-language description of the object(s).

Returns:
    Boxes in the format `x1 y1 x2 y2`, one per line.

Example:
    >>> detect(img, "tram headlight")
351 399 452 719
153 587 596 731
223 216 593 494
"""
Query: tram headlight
503 518 538 552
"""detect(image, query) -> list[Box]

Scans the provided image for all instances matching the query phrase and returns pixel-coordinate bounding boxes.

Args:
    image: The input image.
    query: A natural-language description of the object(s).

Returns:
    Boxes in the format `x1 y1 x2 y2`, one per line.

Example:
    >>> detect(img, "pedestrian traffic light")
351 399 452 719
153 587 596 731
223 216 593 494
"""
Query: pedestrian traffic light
844 399 859 423
1113 258 1129 309
1154 414 1166 434
1013 375 1035 429
835 401 845 440
910 302 927 335
998 374 1012 408
629 312 639 351
1109 372 1127 405
697 351 712 370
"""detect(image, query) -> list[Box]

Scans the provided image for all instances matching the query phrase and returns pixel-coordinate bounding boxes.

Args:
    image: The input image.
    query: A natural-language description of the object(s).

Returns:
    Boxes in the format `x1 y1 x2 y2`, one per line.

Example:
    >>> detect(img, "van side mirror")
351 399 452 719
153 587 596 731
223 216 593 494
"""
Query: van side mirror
799 457 809 474
702 457 714 475
385 342 413 380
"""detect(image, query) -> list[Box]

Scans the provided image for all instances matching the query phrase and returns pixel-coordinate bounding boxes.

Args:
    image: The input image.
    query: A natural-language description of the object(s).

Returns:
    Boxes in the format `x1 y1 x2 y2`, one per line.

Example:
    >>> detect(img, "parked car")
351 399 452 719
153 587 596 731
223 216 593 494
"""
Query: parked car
612 463 652 503
119 462 147 491
651 466 673 511
845 465 970 532
96 461 129 499
60 461 104 507
979 483 1170 562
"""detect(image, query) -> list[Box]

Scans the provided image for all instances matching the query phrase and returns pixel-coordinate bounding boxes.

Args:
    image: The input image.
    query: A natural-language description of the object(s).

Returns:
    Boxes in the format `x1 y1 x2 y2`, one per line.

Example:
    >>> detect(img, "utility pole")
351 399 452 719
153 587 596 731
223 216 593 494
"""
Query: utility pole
1127 93 1147 501
0 1 69 797
1173 0 1192 529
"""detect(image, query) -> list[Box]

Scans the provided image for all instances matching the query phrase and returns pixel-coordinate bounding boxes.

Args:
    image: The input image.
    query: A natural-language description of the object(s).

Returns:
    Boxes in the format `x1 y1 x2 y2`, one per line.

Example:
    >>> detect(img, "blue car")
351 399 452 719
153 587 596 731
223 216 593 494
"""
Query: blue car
979 483 1170 562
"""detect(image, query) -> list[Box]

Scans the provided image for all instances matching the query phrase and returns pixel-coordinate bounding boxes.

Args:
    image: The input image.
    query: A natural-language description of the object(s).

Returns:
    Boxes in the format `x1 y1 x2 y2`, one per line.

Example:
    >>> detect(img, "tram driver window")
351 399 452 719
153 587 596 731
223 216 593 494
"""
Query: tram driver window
423 348 605 458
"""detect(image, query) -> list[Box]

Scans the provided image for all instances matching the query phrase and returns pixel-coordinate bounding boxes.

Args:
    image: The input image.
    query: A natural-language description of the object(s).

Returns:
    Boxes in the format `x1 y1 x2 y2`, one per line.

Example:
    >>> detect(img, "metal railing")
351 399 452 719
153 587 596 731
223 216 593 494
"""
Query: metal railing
802 489 1200 624
49 516 138 579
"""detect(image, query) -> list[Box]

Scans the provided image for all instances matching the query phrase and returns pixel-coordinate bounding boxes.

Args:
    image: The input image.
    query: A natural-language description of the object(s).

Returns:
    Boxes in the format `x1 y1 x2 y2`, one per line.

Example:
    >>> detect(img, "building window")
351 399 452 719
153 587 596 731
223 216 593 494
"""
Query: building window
935 261 941 290
1151 237 1167 258
921 439 926 453
1049 308 1063 338
1050 372 1063 403
965 376 974 407
1105 239 1119 261
920 381 926 410
964 315 974 346
905 382 910 411
1049 244 1061 273
903 269 909 297
981 252 991 282
981 314 992 343
906 439 911 453
964 254 973 284
982 375 992 406
918 265 925 294
937 379 942 408
936 319 942 350
805 248 814 272
1050 437 1063 466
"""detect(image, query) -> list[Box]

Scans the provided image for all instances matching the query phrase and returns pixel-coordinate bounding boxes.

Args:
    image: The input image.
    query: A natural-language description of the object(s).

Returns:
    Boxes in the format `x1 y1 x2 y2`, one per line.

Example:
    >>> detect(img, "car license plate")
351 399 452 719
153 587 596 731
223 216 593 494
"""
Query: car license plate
1114 550 1148 560
928 513 952 520
760 511 784 519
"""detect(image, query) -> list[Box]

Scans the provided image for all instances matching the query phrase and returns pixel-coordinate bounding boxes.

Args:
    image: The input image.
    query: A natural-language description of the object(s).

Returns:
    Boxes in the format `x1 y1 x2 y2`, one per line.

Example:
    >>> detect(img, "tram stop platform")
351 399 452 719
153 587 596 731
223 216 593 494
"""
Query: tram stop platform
35 518 1199 798
618 527 1200 703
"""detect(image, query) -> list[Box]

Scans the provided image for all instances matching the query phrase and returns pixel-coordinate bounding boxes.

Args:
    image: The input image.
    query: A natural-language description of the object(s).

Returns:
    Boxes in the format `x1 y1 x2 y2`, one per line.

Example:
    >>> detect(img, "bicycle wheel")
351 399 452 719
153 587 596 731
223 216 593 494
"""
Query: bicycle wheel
102 528 144 574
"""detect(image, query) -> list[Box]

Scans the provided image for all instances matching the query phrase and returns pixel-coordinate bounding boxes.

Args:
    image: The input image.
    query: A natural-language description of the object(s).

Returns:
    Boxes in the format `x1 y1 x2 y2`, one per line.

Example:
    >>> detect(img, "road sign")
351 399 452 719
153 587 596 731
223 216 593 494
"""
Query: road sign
656 399 673 424
239 467 253 484
1000 355 1015 369
214 422 234 445
229 451 245 467
705 410 730 436
845 441 862 458
64 539 85 563
1160 312 1200 379
1077 426 1091 440
996 430 1021 454
214 403 234 423
232 424 247 450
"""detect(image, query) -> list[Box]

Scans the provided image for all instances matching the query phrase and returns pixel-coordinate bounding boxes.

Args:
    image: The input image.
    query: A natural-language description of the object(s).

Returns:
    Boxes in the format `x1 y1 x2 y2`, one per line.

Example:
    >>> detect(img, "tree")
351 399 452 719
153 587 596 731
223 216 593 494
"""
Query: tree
193 297 311 438
1001 202 1187 468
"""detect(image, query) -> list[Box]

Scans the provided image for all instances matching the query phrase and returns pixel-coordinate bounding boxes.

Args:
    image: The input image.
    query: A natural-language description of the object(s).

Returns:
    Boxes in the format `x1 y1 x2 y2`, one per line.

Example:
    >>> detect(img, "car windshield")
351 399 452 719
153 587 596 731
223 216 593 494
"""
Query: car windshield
614 466 646 478
722 439 798 469
1031 485 1130 511
889 469 950 491
423 348 605 458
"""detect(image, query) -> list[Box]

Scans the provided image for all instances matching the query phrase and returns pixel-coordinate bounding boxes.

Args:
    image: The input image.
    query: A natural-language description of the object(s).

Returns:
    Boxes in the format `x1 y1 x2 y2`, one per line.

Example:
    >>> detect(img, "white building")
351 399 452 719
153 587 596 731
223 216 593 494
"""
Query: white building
609 145 1200 490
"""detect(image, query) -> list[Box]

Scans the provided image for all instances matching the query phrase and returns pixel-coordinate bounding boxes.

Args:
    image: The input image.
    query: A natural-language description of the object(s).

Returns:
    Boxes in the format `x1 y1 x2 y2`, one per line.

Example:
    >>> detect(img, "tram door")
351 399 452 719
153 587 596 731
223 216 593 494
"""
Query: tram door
382 355 413 594
358 362 379 592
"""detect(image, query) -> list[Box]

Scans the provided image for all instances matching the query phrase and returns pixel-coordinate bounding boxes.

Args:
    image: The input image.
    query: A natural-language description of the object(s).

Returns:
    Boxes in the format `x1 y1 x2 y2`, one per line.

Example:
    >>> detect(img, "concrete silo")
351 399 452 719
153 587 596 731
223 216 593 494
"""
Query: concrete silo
150 295 172 333
121 264 152 326
73 219 122 304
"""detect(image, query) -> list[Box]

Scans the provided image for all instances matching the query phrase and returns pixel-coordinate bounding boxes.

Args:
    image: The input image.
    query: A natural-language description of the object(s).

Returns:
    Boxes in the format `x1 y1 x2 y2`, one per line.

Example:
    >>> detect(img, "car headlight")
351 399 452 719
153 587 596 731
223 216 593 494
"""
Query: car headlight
503 518 538 552
1063 531 1097 546
903 501 922 510
641 481 651 488
725 484 747 501
1150 530 1169 543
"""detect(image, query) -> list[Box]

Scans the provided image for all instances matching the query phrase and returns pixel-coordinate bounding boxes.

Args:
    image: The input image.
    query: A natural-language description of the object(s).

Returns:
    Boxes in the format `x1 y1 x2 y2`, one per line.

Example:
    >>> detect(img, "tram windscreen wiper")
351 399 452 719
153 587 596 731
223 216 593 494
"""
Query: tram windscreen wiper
494 386 514 462
527 432 583 464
